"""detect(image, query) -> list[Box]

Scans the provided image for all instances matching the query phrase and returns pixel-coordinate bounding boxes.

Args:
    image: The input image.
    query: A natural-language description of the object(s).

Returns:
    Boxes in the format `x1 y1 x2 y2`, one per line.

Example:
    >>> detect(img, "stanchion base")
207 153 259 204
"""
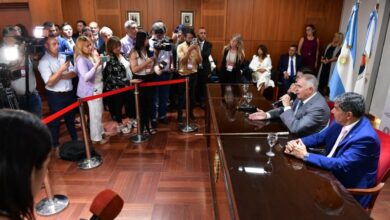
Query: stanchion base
77 156 102 170
180 123 198 133
130 134 150 143
35 194 69 216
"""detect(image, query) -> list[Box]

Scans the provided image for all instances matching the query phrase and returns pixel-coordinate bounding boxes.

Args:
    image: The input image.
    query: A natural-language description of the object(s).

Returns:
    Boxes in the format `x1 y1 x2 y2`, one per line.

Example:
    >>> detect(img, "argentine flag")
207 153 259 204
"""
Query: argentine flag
354 8 378 96
329 2 359 100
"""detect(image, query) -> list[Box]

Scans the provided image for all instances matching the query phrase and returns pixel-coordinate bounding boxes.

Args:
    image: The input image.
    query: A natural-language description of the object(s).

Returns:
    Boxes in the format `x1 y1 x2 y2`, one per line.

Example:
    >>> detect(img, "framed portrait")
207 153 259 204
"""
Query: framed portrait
181 11 194 27
127 11 141 26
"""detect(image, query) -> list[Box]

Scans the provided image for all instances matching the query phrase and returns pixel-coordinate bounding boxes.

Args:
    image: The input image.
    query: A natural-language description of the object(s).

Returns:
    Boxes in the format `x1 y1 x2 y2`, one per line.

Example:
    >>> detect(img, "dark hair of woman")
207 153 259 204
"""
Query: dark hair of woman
134 31 149 58
306 24 316 35
106 36 122 56
0 109 52 220
15 24 30 38
257 44 268 59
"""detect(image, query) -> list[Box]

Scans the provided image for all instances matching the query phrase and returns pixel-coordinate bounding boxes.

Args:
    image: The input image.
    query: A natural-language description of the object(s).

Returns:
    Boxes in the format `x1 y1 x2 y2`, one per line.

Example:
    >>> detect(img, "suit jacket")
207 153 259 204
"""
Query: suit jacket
199 40 212 74
278 54 303 75
301 117 380 208
268 92 330 137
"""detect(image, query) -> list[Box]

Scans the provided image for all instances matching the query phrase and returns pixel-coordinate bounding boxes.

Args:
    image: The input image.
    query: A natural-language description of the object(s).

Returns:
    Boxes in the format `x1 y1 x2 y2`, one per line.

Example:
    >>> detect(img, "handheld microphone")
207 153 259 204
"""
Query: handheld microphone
272 92 297 108
89 189 124 220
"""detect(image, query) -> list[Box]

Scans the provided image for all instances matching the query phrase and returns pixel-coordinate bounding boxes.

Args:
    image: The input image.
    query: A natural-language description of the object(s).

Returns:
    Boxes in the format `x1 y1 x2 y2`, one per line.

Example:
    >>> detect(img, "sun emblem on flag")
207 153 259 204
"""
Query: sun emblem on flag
339 56 348 64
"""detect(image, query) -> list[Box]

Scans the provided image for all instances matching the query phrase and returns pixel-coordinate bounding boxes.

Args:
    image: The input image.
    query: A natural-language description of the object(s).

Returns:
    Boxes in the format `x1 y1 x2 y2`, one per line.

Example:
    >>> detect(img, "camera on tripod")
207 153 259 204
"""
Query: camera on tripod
0 64 19 109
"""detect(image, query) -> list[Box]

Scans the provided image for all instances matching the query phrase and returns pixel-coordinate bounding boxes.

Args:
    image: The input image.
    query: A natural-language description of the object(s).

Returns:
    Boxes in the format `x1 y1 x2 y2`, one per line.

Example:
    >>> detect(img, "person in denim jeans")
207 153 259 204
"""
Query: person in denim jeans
149 21 173 127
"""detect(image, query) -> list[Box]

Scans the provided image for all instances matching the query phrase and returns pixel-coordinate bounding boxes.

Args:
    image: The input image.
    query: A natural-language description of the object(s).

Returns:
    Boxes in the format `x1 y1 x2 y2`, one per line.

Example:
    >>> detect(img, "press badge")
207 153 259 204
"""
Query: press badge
21 68 26 77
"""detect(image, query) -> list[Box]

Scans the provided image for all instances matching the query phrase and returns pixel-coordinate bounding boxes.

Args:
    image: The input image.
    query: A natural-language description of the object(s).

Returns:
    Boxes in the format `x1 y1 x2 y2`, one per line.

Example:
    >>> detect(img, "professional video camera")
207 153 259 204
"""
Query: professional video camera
0 64 19 109
153 38 173 51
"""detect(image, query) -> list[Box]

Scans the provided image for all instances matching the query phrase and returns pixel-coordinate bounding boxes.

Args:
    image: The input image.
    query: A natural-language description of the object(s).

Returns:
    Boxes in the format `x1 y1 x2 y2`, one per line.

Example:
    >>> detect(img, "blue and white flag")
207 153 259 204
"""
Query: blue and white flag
329 2 359 100
354 9 378 96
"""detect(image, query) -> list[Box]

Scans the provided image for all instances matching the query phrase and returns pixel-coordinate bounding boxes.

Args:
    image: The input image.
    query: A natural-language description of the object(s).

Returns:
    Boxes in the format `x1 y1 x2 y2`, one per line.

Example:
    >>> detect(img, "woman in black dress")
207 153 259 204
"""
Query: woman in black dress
318 32 343 95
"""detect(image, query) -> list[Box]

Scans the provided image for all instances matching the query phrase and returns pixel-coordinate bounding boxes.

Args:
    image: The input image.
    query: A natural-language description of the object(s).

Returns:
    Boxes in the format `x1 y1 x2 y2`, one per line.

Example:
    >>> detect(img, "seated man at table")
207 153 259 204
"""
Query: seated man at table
249 74 330 137
285 92 380 208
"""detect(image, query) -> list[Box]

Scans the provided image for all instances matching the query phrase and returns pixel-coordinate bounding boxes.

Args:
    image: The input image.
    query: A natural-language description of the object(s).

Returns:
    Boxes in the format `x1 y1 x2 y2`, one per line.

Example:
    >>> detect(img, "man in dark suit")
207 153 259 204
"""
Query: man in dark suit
279 45 303 94
285 92 380 208
89 21 105 54
196 27 212 108
249 74 329 137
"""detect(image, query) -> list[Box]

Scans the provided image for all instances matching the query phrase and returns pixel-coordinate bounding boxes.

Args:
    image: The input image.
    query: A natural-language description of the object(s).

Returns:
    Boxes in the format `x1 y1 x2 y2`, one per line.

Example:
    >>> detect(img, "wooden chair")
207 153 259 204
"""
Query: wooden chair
347 129 390 213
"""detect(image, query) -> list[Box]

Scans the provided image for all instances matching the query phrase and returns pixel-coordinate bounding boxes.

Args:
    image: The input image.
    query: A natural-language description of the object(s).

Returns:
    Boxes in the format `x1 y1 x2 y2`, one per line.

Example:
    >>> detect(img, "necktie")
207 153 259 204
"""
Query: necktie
294 101 302 115
290 57 295 76
327 127 348 157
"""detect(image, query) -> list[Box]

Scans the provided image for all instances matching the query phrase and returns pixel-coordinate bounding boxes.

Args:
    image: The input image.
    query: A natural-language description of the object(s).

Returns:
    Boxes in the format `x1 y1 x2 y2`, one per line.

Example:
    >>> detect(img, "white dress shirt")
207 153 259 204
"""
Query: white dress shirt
327 119 360 157
38 52 74 92
287 56 296 76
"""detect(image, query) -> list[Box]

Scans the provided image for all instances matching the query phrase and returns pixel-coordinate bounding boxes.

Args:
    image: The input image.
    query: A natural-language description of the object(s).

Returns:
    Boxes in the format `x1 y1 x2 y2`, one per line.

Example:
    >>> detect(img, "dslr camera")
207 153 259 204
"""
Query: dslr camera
153 38 172 51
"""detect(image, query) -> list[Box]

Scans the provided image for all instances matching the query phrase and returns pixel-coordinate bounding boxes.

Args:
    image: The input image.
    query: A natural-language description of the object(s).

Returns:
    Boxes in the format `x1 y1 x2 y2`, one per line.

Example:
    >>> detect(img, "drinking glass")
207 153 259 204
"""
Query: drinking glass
245 92 253 105
242 84 249 93
264 157 273 174
266 133 278 157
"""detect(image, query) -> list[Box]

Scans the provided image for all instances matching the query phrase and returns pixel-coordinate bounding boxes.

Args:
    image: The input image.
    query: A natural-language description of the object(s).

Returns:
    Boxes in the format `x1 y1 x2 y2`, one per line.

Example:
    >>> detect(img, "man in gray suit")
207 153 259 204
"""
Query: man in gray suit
249 74 330 137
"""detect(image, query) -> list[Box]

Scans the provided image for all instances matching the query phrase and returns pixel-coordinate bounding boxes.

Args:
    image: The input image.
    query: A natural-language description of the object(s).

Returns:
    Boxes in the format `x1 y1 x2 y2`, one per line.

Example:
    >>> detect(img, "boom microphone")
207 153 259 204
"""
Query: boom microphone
89 189 124 220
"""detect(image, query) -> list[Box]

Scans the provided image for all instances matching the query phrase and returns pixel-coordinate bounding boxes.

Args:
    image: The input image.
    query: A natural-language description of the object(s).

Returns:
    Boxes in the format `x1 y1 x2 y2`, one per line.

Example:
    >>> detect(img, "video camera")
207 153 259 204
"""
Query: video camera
0 64 21 87
152 38 172 51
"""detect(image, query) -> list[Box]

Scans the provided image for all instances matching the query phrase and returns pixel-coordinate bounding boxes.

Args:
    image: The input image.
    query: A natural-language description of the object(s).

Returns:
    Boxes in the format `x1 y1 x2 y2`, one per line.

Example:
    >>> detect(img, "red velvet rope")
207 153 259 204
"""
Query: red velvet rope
41 79 185 125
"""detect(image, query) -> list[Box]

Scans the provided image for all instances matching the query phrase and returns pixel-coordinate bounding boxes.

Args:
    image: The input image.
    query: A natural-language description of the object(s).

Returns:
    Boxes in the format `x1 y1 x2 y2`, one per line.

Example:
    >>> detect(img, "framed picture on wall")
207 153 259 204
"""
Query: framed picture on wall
181 11 194 27
127 11 141 26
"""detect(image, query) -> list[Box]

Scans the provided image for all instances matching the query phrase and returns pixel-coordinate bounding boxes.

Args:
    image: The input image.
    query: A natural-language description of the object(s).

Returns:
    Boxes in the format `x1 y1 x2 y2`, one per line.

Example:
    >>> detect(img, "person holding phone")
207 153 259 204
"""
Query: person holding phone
75 36 108 144
38 36 78 154
129 31 157 135
176 27 202 122
103 36 135 134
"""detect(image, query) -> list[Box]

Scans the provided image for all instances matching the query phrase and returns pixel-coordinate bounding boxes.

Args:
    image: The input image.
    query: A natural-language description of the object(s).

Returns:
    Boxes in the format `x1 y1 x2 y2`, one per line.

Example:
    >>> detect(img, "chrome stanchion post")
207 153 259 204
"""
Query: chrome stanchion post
180 75 198 132
77 99 102 169
35 173 69 216
130 79 149 143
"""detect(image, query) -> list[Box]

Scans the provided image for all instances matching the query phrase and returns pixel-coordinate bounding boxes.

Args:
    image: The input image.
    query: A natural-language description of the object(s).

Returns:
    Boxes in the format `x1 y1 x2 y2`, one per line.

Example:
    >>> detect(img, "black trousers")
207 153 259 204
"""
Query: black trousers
133 74 155 133
106 90 134 123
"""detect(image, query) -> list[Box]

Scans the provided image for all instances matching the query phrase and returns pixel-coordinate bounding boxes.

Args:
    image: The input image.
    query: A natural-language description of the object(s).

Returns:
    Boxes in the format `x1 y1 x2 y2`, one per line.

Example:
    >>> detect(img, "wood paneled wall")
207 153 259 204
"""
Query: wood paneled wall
24 0 343 69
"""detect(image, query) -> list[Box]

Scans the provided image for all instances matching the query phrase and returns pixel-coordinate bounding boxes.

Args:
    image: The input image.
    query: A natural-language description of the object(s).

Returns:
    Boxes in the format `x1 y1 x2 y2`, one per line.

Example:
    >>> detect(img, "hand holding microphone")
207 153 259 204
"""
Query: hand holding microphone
272 92 297 108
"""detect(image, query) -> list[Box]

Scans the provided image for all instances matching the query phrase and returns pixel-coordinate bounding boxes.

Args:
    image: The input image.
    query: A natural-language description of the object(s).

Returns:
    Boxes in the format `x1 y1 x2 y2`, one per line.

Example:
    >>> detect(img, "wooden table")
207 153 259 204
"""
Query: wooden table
206 84 370 220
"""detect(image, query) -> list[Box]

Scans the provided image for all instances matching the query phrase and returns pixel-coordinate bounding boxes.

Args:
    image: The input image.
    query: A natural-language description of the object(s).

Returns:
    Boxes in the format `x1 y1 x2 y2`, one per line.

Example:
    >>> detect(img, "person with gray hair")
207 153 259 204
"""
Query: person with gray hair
148 21 173 127
249 74 330 137
121 20 138 58
285 92 380 208
98 26 113 54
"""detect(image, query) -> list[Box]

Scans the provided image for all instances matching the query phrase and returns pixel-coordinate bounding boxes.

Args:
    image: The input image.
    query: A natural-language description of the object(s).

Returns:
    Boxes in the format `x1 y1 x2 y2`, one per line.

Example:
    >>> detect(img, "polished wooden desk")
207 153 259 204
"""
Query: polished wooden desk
206 84 370 220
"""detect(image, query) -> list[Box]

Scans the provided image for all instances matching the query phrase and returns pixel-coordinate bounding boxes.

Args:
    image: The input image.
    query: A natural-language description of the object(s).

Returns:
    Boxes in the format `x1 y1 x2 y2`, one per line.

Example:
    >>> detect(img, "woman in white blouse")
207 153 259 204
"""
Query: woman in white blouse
249 44 274 94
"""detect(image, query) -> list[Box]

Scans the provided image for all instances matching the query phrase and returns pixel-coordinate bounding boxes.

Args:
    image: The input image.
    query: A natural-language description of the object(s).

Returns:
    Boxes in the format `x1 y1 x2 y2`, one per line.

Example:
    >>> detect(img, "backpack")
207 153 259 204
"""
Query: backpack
60 140 101 161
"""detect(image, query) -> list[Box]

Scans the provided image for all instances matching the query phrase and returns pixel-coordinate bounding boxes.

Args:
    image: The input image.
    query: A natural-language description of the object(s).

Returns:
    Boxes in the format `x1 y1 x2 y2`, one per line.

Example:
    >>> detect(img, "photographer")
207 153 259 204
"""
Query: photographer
149 21 173 126
0 26 42 117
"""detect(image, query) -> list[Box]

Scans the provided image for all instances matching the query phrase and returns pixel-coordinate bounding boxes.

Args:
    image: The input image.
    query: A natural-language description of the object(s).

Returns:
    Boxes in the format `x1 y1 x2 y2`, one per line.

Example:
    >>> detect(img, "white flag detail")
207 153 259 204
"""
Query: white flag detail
354 9 378 96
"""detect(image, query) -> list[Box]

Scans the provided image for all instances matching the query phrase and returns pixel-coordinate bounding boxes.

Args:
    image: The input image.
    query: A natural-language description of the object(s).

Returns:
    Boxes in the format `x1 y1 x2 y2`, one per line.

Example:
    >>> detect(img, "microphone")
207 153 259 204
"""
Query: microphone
272 92 297 108
89 189 124 220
